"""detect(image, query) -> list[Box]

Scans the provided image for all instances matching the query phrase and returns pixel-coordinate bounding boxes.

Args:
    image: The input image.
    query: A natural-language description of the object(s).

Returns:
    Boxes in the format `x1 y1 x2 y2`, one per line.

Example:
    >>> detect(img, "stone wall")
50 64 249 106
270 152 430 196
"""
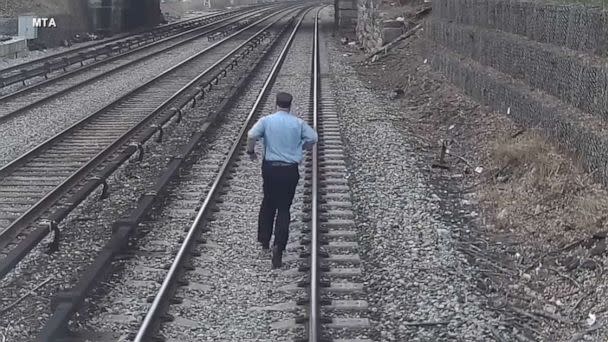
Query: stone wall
356 0 428 51
356 0 383 50
427 0 608 185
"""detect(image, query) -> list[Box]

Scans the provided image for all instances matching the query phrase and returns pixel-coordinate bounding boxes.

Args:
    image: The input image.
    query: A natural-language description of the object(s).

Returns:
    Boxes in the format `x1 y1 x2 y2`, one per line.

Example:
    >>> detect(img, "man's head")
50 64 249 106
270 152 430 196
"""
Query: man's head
276 92 293 111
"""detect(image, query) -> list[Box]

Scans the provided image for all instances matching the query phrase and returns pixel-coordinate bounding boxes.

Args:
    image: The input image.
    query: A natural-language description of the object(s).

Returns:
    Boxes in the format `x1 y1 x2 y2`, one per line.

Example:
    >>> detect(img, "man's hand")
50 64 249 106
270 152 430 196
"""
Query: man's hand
248 151 258 161
302 142 314 151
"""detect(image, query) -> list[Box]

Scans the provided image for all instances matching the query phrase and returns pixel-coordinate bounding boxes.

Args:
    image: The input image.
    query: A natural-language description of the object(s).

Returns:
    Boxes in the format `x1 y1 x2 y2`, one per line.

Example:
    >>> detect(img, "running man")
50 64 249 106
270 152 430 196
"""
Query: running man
246 92 318 268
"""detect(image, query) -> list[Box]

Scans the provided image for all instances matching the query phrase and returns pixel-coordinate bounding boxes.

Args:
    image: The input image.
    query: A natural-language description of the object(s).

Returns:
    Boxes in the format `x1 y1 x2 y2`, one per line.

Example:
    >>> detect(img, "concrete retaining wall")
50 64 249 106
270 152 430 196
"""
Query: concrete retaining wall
427 0 608 185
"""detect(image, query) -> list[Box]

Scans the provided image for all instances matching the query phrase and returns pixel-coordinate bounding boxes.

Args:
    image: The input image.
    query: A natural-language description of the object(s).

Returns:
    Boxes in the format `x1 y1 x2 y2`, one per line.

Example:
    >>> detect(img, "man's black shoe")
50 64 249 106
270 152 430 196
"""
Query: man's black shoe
271 246 282 269
261 242 269 250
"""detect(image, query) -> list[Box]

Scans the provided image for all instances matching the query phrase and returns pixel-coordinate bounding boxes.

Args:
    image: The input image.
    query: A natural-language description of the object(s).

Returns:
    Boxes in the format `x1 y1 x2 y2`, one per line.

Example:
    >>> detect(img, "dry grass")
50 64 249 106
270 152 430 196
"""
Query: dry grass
482 131 608 243
490 133 569 188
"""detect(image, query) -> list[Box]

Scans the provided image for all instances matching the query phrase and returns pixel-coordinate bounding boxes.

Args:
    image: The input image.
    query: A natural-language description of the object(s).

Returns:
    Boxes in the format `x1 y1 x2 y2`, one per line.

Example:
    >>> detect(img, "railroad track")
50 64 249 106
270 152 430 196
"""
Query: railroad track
132 7 372 341
130 10 314 340
0 6 303 281
36 7 371 342
0 6 265 94
35 7 307 341
0 5 281 123
303 10 371 340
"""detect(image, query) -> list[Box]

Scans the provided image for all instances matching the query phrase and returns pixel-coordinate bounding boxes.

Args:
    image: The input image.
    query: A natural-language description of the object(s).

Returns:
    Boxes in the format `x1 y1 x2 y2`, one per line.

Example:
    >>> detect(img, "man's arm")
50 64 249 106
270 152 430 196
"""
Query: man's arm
301 121 318 150
247 117 265 153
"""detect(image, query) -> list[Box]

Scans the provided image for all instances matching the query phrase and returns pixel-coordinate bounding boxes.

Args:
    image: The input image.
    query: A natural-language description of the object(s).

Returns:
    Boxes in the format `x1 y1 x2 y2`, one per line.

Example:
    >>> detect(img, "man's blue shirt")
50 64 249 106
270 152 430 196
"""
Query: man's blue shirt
247 111 318 164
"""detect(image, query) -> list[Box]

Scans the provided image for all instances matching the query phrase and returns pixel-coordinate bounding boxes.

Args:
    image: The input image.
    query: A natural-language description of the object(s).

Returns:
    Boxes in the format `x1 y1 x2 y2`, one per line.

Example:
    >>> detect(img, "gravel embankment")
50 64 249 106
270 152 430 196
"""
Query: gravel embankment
0 22 282 341
0 11 272 168
70 12 312 341
320 8 498 342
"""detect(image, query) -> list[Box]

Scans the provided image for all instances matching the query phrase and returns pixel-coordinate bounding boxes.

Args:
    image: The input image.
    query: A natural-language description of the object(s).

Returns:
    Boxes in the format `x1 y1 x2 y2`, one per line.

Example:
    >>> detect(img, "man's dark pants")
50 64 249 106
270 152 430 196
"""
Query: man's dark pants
258 160 300 252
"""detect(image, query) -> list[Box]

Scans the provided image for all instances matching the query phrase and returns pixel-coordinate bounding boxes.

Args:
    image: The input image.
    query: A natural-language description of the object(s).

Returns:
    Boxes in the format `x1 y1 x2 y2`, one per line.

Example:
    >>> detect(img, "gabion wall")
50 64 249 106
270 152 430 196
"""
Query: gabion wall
432 0 608 56
425 18 608 121
427 0 608 185
432 52 608 183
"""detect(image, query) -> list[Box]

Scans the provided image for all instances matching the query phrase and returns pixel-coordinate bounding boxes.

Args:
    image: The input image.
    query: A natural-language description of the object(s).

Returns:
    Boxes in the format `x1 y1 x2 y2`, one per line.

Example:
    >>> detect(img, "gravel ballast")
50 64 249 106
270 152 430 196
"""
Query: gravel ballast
320 8 501 342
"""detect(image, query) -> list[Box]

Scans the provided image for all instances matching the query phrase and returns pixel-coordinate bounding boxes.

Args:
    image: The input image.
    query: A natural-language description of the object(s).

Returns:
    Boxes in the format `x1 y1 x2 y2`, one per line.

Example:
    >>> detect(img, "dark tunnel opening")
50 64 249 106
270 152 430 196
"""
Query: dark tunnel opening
123 0 162 30
88 0 161 34
94 0 113 33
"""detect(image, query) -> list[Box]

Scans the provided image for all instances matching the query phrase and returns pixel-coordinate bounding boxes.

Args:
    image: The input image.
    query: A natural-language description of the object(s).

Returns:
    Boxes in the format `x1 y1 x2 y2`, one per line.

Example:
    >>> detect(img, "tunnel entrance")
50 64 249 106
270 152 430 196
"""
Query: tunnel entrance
88 0 161 34
89 0 113 34
123 0 161 30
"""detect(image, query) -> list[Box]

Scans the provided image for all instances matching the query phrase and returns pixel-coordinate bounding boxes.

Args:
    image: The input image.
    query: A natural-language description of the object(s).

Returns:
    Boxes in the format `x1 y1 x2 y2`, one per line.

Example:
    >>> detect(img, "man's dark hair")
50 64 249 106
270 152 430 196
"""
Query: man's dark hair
276 92 293 108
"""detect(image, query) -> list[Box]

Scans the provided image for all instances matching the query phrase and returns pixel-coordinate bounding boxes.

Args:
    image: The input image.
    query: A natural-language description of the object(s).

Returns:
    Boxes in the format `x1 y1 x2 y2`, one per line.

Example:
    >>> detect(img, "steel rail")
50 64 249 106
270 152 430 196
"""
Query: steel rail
0 6 263 78
0 6 302 279
133 7 313 341
0 6 277 123
309 6 322 342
